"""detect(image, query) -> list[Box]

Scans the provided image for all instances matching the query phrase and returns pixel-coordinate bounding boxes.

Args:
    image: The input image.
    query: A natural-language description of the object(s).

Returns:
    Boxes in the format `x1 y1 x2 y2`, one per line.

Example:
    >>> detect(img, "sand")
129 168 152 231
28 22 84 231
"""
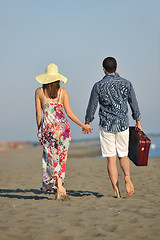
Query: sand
0 141 160 240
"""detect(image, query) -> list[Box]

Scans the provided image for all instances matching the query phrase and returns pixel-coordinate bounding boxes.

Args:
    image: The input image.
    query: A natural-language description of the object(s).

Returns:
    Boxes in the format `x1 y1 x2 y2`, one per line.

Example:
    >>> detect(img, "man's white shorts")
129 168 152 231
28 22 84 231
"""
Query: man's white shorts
99 126 129 158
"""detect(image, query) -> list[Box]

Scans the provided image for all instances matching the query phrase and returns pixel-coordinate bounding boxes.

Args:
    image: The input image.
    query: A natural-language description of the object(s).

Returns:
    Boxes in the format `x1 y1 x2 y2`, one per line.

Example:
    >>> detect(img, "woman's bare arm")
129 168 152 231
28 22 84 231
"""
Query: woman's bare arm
63 88 92 132
35 88 42 130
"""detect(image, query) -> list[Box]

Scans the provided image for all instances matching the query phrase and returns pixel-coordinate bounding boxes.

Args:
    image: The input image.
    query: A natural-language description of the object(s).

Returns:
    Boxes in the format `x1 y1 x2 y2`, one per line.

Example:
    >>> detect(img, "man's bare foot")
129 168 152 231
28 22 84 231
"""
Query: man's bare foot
56 186 66 200
125 176 134 196
114 181 121 198
114 189 121 198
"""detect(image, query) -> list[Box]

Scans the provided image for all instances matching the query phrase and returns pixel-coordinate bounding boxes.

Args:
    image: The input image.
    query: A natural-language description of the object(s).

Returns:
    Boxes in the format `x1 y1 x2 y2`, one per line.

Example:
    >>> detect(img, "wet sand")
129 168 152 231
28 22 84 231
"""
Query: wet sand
0 141 159 240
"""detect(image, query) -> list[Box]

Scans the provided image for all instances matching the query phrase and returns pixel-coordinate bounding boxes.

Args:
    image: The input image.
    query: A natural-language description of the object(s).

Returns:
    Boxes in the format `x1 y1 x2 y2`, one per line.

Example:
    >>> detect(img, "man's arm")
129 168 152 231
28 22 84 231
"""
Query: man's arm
85 83 99 124
128 83 142 131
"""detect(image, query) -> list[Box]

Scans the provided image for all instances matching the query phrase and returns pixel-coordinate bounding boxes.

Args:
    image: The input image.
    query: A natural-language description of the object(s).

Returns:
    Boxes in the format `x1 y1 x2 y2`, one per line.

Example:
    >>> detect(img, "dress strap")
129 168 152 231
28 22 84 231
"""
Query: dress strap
41 88 46 103
57 88 62 103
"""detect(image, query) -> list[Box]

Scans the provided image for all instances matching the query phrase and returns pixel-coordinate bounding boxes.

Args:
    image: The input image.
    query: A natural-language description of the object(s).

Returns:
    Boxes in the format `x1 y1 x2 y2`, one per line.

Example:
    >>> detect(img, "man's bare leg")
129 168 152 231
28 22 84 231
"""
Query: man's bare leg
119 156 134 196
107 156 121 198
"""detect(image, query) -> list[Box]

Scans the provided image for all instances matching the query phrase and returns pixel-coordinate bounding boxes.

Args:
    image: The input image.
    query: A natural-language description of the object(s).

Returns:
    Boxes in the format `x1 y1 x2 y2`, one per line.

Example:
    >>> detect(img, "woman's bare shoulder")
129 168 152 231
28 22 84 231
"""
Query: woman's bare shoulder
61 88 69 104
61 87 66 95
35 87 42 95
61 87 68 94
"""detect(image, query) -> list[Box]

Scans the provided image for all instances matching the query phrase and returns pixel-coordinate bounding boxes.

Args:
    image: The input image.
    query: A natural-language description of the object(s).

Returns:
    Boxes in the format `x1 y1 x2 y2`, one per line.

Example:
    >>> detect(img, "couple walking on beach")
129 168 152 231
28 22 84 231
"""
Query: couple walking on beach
35 57 142 199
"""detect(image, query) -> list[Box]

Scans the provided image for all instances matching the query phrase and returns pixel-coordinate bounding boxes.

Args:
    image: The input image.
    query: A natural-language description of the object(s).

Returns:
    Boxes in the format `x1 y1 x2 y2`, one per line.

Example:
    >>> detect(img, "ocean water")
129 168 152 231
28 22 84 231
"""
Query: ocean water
149 137 160 157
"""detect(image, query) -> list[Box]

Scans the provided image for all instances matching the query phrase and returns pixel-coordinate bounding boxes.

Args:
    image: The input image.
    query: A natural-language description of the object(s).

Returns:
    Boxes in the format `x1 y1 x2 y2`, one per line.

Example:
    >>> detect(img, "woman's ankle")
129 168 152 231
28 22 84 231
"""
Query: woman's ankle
57 177 62 187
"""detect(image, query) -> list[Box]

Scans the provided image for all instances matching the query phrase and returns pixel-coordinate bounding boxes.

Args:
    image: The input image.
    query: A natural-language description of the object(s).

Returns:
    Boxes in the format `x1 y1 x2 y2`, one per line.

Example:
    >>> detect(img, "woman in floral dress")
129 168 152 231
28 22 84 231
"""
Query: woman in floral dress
35 63 92 199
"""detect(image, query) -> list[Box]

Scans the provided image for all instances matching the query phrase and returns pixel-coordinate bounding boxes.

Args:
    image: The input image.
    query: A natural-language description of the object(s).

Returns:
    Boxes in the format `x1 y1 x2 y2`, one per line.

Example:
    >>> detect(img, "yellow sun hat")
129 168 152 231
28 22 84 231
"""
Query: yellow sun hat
35 63 67 84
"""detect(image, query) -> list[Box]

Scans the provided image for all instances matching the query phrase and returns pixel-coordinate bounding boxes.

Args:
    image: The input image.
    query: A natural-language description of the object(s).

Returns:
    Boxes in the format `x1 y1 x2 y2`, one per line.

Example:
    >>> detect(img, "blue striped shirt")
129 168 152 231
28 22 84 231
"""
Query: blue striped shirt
85 72 141 132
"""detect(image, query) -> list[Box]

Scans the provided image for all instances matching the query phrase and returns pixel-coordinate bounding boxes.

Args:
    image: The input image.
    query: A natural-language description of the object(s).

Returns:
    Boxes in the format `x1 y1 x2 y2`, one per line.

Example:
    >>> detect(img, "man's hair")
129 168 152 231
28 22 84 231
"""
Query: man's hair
103 57 117 73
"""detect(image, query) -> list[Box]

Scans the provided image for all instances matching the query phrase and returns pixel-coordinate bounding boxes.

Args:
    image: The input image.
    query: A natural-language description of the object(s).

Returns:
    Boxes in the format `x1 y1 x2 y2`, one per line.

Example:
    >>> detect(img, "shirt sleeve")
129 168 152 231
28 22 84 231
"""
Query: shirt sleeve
128 82 141 120
85 83 99 123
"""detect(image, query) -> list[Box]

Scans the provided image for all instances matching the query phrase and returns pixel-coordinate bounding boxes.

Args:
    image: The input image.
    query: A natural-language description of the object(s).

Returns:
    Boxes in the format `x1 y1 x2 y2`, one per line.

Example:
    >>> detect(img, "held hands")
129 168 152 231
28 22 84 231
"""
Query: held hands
82 123 93 134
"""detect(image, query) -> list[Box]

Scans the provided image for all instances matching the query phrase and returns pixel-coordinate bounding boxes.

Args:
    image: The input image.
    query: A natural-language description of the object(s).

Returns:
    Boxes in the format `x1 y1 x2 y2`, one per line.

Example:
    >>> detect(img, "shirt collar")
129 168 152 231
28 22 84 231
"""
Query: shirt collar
106 72 120 77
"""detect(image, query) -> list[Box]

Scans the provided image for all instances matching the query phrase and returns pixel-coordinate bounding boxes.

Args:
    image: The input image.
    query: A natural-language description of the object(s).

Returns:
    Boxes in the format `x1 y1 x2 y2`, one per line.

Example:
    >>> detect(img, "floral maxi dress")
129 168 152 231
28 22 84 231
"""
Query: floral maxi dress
38 88 71 192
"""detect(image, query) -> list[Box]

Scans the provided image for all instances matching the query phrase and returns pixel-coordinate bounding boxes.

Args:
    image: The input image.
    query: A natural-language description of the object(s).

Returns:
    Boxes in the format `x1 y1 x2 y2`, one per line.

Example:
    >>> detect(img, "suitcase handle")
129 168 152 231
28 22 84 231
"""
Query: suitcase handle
135 126 141 132
135 127 146 138
135 127 143 136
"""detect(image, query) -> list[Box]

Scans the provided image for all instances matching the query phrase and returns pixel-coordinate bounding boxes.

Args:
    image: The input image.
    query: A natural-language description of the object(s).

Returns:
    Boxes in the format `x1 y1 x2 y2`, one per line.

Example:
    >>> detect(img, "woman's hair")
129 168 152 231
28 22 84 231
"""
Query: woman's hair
43 81 60 99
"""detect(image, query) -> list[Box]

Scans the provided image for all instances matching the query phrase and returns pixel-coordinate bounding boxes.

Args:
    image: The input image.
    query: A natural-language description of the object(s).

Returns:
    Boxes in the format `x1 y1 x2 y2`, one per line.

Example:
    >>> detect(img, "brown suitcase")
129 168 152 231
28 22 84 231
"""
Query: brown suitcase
128 127 151 166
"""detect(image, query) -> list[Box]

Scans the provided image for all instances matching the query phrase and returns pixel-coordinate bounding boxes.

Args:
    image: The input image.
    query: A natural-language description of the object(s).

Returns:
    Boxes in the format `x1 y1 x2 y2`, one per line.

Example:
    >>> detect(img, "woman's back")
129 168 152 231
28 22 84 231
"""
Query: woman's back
36 86 64 105
38 87 71 144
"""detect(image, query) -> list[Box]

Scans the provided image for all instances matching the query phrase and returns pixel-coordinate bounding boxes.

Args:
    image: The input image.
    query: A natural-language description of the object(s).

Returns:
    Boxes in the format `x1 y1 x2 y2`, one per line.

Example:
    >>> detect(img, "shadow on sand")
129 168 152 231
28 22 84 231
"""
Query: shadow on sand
0 188 104 200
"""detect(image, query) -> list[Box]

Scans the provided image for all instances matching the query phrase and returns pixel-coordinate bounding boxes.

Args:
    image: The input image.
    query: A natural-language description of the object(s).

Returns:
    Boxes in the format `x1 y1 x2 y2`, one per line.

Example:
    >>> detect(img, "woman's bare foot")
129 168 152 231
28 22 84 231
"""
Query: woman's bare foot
55 178 66 200
125 176 134 196
56 186 66 200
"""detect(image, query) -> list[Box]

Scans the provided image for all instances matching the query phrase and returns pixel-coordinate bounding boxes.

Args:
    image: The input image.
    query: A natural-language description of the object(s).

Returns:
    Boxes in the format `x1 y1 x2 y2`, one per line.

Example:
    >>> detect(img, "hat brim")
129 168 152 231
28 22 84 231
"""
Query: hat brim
35 73 67 84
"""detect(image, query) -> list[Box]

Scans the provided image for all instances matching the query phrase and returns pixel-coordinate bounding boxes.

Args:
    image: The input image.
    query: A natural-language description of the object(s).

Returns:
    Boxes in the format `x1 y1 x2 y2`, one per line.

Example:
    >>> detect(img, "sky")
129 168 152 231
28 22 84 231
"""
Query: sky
0 0 160 142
